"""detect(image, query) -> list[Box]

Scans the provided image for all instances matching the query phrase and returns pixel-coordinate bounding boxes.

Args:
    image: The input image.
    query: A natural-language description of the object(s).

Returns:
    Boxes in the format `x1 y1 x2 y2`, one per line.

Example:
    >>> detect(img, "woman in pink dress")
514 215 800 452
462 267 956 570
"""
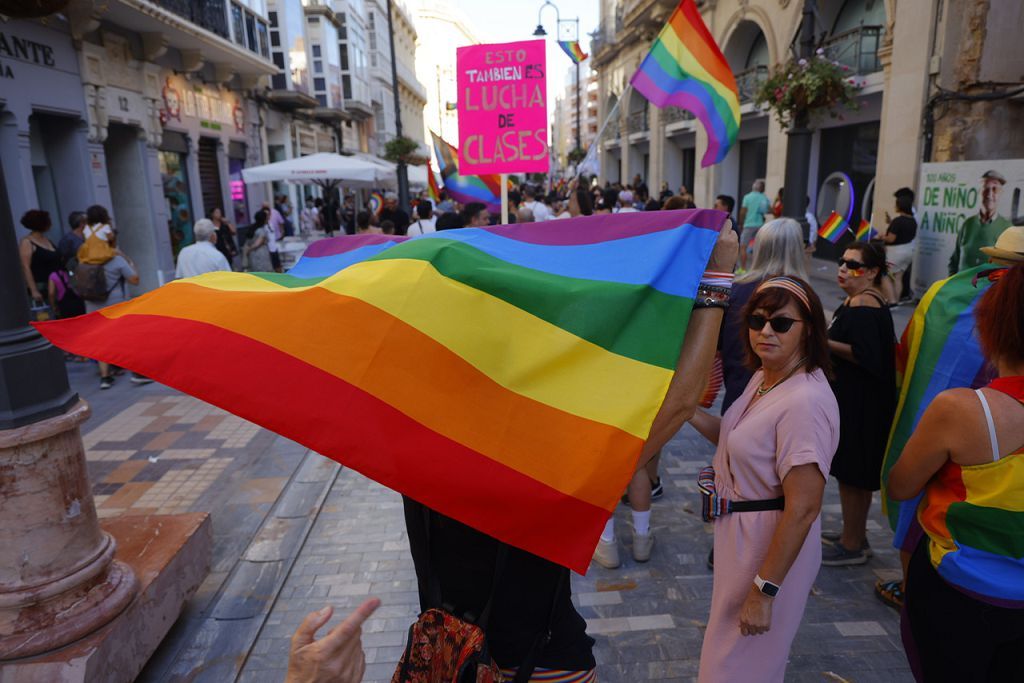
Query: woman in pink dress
688 276 840 682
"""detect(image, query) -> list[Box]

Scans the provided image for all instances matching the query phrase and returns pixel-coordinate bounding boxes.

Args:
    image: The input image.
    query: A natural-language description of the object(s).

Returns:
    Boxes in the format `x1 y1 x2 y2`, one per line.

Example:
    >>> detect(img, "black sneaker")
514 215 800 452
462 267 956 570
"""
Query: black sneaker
100 376 115 390
650 477 664 500
130 374 154 385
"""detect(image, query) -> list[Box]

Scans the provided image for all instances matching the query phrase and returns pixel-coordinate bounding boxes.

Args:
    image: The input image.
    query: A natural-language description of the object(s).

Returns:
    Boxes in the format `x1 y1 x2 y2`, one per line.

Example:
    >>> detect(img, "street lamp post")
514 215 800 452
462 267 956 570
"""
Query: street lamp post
781 0 817 242
533 1 582 164
386 0 410 215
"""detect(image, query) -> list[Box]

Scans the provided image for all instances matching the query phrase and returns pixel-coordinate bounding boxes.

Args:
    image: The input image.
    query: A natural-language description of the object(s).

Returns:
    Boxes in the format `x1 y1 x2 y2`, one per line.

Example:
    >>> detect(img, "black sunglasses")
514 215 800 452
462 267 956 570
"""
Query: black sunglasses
838 257 866 270
747 314 804 334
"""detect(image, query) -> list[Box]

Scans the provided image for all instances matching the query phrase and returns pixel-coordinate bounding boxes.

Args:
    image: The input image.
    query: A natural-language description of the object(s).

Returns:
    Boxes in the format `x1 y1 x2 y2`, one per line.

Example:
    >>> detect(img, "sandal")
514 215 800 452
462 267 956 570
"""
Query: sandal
875 579 904 610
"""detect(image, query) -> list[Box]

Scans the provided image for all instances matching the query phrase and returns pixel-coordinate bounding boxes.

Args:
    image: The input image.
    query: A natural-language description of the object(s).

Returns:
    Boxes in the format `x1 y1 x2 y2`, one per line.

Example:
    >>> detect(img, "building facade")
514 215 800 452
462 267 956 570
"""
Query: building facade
409 0 479 148
552 63 599 173
593 0 1024 255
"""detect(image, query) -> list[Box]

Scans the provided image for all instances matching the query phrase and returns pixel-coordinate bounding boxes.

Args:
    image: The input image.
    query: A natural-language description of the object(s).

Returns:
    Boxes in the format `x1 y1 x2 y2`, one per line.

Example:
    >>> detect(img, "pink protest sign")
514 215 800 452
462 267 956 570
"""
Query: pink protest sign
456 39 548 175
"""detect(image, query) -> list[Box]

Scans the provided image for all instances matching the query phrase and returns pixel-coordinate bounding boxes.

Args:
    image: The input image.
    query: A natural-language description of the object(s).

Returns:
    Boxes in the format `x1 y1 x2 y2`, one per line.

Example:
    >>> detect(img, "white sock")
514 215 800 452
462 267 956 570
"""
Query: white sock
600 518 616 543
632 509 651 536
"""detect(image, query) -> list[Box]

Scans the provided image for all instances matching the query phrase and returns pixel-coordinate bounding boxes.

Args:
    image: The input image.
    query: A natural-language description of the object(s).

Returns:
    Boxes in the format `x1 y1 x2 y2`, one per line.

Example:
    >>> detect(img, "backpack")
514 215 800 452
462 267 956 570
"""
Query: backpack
75 263 121 303
393 505 563 683
53 269 86 318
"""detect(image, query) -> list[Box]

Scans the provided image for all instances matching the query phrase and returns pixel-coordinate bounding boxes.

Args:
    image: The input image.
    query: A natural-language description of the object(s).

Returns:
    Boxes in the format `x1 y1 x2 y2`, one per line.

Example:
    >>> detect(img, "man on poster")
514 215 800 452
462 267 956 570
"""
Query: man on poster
948 169 1012 274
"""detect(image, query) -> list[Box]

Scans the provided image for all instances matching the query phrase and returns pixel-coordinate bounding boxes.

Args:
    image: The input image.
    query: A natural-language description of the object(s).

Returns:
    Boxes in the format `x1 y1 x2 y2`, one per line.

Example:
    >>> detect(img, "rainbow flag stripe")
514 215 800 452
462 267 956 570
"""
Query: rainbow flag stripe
426 161 441 204
367 191 384 217
818 212 850 244
558 40 588 64
855 219 877 242
34 210 726 573
880 266 996 552
431 131 502 213
629 0 740 167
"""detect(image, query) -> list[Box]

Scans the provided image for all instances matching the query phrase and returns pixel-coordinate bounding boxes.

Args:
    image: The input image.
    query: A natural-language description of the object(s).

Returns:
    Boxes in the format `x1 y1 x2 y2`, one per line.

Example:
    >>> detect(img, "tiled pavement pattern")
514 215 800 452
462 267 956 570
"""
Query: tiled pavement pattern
238 433 913 683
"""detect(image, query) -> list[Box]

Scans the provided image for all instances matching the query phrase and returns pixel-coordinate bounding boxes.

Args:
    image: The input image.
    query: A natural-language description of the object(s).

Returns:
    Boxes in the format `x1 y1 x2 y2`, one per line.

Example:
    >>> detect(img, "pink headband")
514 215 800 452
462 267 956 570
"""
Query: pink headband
754 276 811 312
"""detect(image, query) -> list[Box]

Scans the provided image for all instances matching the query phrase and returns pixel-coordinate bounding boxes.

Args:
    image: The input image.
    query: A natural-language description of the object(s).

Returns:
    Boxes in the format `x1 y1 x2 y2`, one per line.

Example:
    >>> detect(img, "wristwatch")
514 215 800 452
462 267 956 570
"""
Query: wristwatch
754 574 780 598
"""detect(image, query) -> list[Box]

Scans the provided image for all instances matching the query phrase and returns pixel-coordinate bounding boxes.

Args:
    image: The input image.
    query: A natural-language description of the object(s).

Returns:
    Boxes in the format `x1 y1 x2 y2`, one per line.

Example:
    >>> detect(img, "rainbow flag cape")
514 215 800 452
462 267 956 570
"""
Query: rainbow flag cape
818 212 850 244
431 131 503 213
629 0 740 167
426 162 441 204
855 219 877 242
34 210 726 573
880 266 997 552
558 40 588 64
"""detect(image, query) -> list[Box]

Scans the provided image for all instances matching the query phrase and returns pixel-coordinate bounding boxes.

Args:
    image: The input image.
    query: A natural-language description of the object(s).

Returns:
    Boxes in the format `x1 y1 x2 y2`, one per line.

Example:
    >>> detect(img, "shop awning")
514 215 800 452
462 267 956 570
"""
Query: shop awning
241 153 380 188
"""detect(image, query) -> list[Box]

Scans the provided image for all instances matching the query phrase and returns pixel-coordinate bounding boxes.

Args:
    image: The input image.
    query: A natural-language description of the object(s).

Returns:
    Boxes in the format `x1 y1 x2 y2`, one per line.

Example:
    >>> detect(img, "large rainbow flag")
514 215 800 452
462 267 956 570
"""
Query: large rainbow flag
35 210 726 573
880 265 997 551
431 131 503 213
629 0 740 167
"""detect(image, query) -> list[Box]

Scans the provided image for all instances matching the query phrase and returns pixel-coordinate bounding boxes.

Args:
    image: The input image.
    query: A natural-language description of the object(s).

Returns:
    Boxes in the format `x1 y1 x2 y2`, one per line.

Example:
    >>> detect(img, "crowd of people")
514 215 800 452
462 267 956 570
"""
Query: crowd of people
17 174 1024 683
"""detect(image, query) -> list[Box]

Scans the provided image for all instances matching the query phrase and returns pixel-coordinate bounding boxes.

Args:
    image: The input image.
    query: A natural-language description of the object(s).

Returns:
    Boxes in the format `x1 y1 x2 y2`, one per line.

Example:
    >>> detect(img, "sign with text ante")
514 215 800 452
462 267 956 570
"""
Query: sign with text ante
456 39 548 175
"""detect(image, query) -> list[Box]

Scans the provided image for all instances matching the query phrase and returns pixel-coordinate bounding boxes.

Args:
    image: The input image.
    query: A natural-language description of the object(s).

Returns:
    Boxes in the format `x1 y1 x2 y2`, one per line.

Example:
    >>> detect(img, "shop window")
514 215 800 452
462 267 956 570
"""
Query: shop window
158 148 194 257
228 145 250 228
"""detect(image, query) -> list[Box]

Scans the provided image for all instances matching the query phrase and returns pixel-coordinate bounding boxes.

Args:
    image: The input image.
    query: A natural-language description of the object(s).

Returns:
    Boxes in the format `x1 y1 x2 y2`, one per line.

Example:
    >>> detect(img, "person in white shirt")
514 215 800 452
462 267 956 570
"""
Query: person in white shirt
521 186 551 221
176 219 231 278
406 201 437 236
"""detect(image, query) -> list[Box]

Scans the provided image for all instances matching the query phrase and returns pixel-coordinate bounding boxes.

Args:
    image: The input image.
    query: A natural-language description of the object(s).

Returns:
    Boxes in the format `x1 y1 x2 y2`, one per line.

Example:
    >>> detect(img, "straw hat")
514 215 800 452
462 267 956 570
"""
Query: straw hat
981 225 1024 263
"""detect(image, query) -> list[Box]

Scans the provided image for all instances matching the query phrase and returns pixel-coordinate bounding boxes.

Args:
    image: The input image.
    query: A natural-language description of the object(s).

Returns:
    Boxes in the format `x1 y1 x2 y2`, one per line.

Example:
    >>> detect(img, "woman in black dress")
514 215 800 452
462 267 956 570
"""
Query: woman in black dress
822 241 896 565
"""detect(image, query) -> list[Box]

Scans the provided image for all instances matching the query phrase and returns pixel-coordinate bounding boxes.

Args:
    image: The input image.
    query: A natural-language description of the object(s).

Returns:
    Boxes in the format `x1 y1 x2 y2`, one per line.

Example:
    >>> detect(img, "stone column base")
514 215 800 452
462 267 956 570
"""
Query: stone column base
0 513 211 683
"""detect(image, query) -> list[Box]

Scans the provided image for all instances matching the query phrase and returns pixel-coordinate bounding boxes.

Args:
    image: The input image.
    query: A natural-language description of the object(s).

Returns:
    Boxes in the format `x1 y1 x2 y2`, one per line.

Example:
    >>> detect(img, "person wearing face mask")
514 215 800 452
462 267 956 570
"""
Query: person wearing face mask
686 276 838 683
821 242 897 566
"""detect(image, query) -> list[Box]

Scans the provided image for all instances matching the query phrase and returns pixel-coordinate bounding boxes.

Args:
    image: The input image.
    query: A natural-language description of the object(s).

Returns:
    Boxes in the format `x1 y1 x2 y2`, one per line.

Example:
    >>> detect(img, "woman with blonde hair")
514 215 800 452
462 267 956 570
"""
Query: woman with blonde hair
721 218 808 413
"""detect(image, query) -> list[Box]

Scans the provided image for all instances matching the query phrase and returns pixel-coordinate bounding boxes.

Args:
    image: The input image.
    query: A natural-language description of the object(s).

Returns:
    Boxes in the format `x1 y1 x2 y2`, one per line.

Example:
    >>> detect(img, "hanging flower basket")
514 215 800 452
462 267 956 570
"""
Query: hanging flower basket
753 49 864 129
0 0 69 17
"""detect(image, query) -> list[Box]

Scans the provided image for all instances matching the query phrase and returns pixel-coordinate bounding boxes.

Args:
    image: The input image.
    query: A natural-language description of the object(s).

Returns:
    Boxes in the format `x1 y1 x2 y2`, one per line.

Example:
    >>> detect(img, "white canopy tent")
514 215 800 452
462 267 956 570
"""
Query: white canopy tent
241 152 382 188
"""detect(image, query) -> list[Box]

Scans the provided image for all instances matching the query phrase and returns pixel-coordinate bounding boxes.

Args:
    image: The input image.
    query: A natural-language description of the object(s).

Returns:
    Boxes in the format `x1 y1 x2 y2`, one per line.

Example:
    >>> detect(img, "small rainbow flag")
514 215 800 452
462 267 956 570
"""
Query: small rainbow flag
880 266 999 556
818 212 850 243
367 191 384 217
558 40 588 64
855 219 877 242
630 0 740 167
431 131 503 213
34 210 728 572
445 101 457 111
426 162 441 204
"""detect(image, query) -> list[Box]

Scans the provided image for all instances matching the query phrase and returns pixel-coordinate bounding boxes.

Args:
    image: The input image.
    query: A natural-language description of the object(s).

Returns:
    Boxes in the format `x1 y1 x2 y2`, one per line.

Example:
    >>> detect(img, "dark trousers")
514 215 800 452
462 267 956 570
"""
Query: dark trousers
903 538 1024 682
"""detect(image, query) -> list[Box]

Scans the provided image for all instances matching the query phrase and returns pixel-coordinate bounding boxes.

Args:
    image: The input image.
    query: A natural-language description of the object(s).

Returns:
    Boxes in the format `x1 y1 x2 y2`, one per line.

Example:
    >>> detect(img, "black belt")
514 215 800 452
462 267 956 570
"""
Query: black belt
727 497 785 513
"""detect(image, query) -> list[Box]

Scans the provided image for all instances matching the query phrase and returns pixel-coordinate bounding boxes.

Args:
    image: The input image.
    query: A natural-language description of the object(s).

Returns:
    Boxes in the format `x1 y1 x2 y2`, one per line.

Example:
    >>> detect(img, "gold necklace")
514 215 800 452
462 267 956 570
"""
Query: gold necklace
756 357 807 397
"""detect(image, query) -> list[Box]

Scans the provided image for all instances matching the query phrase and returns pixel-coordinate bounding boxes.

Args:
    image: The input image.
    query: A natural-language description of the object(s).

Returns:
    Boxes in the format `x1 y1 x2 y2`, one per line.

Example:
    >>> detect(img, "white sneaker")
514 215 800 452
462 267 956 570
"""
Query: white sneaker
632 529 654 562
592 538 620 569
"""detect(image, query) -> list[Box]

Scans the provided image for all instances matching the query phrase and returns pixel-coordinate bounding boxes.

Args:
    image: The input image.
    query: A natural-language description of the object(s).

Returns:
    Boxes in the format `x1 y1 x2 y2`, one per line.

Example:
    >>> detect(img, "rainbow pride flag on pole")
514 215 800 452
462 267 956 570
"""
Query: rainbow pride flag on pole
855 219 877 242
880 266 998 553
629 0 740 167
818 212 850 244
431 131 503 213
34 210 726 573
426 162 441 204
558 40 588 64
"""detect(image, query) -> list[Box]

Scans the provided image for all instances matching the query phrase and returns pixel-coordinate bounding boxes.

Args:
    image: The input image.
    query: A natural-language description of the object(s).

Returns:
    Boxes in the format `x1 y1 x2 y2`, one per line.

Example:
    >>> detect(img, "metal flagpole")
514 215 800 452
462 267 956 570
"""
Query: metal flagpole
574 82 630 182
501 174 509 224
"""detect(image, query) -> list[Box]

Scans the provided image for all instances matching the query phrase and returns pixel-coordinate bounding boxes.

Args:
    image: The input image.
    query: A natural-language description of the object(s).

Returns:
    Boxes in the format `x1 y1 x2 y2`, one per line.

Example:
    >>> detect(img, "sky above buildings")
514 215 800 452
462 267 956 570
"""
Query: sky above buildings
453 0 602 118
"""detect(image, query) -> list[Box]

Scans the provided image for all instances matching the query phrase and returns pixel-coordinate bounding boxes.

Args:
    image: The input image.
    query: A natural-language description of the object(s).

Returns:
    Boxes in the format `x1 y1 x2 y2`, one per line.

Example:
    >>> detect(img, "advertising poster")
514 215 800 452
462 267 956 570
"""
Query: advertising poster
456 39 548 175
913 160 1024 291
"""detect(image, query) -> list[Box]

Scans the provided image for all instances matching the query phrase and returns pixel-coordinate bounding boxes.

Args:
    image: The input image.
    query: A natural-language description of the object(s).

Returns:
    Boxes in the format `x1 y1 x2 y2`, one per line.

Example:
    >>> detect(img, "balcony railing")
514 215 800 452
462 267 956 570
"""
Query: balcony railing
735 65 769 103
663 106 694 124
822 25 884 75
626 110 649 134
156 0 230 39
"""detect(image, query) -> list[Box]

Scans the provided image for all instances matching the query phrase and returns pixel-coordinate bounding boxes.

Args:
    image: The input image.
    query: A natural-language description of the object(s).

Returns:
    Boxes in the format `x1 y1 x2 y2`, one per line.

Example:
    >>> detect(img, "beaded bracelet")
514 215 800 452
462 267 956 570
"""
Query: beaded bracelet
700 270 735 289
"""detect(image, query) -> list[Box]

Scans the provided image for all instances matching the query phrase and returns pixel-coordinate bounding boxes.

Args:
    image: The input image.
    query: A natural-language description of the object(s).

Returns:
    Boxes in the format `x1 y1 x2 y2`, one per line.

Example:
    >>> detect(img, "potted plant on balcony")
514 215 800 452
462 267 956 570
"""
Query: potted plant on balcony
384 136 429 166
753 49 864 129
